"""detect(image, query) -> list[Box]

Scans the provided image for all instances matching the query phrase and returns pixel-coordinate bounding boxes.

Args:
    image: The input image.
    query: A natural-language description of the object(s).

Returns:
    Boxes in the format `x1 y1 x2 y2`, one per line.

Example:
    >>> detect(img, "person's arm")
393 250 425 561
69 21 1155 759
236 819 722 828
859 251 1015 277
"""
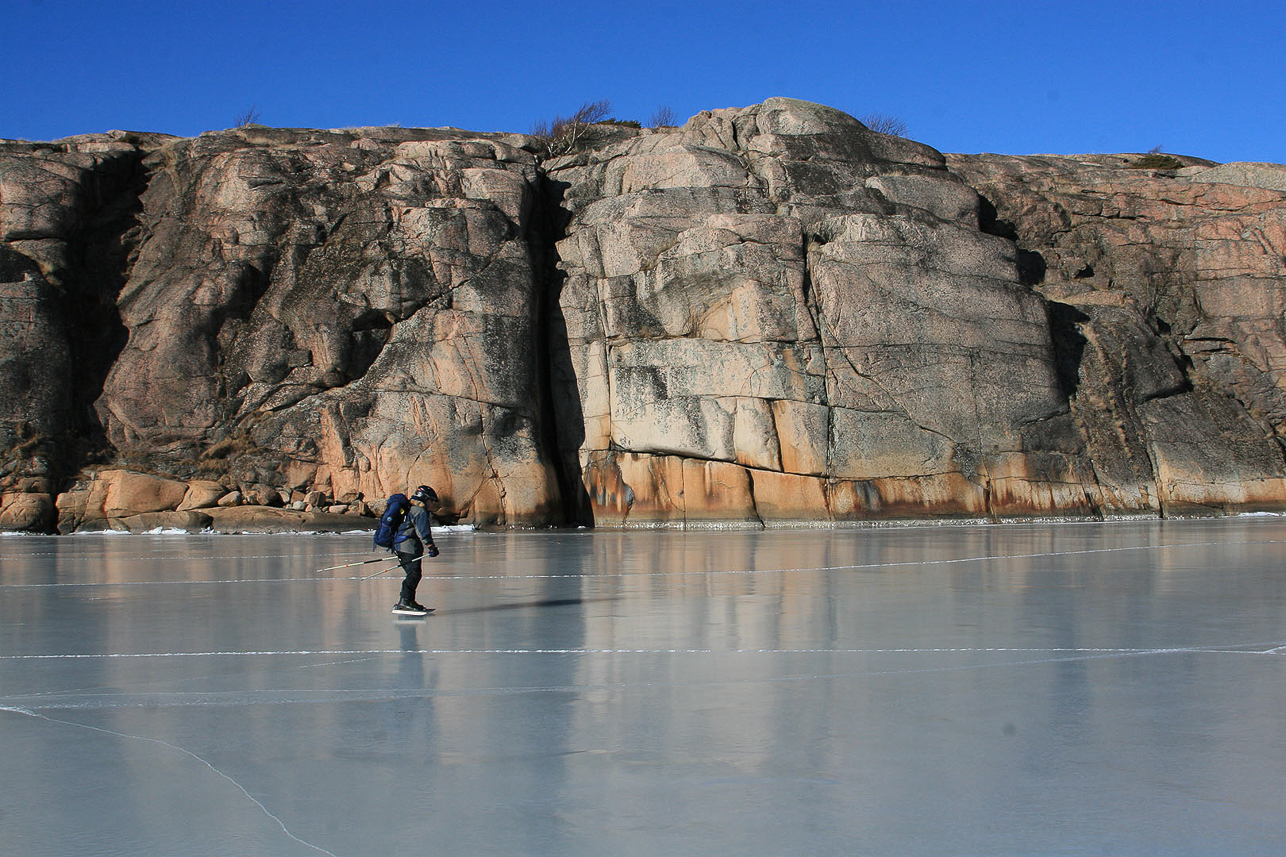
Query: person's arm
414 506 439 556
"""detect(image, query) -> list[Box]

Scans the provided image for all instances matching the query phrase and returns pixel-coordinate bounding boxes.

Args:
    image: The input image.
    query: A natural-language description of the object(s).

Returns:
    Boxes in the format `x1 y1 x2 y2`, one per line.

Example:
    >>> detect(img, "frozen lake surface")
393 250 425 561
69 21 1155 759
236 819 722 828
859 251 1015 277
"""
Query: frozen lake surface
3 518 1285 856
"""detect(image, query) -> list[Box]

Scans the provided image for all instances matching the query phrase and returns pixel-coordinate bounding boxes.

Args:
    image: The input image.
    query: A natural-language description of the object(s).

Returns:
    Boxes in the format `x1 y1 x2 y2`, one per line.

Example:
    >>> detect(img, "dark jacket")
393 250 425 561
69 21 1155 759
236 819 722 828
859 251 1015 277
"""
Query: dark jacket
394 504 435 554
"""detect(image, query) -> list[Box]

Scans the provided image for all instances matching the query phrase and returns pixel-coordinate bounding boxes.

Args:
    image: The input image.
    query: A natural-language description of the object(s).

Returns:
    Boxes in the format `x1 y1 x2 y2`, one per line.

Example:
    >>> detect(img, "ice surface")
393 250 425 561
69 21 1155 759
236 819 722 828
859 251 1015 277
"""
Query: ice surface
2 519 1285 856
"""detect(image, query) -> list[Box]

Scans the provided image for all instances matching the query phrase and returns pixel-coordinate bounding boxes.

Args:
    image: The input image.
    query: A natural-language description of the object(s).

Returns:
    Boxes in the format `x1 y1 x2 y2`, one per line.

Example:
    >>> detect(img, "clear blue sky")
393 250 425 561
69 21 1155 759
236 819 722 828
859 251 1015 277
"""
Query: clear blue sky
4 0 1283 164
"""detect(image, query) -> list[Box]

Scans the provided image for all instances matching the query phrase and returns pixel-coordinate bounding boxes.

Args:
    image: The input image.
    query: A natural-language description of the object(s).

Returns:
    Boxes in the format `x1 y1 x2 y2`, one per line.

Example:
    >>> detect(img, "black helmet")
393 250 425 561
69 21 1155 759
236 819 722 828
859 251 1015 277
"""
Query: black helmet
411 485 438 504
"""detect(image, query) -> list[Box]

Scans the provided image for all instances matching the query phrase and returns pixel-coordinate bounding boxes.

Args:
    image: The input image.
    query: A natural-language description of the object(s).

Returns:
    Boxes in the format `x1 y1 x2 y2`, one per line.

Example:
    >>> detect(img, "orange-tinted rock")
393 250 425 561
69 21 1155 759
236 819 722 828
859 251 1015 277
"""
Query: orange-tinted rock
0 491 55 531
177 480 229 511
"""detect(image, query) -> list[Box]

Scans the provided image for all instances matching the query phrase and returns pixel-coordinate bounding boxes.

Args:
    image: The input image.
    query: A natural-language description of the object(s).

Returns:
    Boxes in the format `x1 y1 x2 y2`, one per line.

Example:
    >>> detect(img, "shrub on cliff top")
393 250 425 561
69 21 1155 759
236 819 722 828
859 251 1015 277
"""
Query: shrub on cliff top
1131 153 1185 170
530 100 614 157
860 113 909 138
649 106 678 128
234 106 262 128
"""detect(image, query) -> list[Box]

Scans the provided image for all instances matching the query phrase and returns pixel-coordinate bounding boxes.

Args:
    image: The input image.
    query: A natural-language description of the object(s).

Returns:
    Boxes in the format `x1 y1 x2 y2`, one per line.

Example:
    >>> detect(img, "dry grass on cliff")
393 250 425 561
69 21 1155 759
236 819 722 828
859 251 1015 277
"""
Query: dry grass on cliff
190 432 262 480
1130 153 1185 170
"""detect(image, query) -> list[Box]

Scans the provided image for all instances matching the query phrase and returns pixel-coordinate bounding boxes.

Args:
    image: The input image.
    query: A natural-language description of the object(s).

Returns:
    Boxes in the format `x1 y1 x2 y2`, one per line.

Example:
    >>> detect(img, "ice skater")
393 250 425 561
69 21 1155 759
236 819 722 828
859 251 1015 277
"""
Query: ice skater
391 485 440 616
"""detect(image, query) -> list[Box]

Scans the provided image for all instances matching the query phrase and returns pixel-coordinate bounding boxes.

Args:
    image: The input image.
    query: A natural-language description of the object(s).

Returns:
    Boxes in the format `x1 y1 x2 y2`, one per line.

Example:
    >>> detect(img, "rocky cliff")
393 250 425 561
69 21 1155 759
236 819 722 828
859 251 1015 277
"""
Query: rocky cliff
3 98 1285 532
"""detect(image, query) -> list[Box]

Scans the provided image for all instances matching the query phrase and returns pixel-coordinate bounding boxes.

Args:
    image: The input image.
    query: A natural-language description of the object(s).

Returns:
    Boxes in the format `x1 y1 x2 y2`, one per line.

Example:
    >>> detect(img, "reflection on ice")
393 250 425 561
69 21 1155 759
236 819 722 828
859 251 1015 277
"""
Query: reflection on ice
2 519 1286 856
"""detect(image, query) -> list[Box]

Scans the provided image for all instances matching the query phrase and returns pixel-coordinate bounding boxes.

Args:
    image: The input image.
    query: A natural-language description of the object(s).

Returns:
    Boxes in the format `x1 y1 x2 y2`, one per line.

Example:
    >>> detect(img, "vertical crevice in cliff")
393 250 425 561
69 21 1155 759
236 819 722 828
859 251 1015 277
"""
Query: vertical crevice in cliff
801 229 838 487
58 147 151 480
532 168 593 525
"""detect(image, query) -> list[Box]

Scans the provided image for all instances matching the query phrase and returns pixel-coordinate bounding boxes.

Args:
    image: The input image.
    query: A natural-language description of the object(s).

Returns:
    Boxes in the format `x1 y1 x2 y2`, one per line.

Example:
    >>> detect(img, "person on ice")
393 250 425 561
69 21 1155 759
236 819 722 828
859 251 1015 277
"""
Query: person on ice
391 485 440 616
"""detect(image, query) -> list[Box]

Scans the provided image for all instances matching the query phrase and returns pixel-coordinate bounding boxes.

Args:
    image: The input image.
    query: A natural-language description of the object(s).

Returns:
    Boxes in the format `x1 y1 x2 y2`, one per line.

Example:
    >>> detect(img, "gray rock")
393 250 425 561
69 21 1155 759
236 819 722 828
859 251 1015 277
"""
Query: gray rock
550 99 1073 524
949 151 1286 516
0 248 72 459
85 127 560 527
6 102 1286 529
1189 162 1286 192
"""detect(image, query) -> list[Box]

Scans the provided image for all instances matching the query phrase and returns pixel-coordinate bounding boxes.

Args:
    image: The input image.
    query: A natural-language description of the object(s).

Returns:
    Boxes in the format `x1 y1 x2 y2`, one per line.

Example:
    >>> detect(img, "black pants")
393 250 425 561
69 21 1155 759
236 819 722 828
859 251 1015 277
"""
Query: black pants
396 549 422 603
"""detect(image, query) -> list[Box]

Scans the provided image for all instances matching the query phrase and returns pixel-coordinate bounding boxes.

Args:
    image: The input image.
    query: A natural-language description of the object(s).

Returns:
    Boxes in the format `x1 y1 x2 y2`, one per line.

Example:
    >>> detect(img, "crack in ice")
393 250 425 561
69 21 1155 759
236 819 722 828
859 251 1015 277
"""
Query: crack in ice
8 643 1276 709
0 705 341 857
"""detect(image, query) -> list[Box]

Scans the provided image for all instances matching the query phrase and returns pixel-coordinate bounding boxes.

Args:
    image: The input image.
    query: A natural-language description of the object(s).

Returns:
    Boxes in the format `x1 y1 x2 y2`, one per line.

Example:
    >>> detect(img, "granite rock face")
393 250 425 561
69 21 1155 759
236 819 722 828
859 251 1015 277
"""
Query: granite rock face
948 152 1286 516
33 126 558 529
3 100 1286 531
0 133 153 531
552 99 1090 525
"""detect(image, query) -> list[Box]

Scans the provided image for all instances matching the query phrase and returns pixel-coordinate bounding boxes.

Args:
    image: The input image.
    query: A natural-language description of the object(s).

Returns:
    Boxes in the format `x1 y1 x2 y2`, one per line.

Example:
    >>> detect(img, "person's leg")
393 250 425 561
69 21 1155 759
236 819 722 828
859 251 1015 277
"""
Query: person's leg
397 551 423 604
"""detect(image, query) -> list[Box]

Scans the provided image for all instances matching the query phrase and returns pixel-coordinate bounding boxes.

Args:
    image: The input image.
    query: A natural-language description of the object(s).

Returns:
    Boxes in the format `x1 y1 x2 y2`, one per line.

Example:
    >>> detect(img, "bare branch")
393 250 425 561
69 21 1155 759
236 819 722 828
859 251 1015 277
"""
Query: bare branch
649 105 678 128
860 113 908 138
530 99 613 157
235 106 262 128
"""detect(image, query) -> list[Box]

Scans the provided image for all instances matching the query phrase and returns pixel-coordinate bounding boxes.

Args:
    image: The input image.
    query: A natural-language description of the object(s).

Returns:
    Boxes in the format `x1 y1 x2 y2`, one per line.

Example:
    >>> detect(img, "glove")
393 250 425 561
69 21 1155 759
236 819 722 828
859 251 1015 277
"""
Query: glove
426 544 440 558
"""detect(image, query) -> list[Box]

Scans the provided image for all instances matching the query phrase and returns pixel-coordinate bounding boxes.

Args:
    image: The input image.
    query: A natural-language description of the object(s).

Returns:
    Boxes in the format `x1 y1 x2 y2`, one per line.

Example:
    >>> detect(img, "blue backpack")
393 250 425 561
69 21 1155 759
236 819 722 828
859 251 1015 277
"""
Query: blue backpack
373 494 410 549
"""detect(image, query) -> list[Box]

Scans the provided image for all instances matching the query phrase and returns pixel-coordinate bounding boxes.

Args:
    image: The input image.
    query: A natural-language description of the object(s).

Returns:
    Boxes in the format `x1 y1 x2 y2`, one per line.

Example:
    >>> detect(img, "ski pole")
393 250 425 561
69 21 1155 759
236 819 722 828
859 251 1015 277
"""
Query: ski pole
314 556 389 573
361 552 428 579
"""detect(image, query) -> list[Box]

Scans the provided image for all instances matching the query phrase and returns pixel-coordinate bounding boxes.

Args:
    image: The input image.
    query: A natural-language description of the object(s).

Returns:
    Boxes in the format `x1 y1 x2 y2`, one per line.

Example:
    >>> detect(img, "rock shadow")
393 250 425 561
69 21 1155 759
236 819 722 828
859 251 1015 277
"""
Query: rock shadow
535 174 594 526
61 150 149 477
978 194 1047 286
1046 301 1090 399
